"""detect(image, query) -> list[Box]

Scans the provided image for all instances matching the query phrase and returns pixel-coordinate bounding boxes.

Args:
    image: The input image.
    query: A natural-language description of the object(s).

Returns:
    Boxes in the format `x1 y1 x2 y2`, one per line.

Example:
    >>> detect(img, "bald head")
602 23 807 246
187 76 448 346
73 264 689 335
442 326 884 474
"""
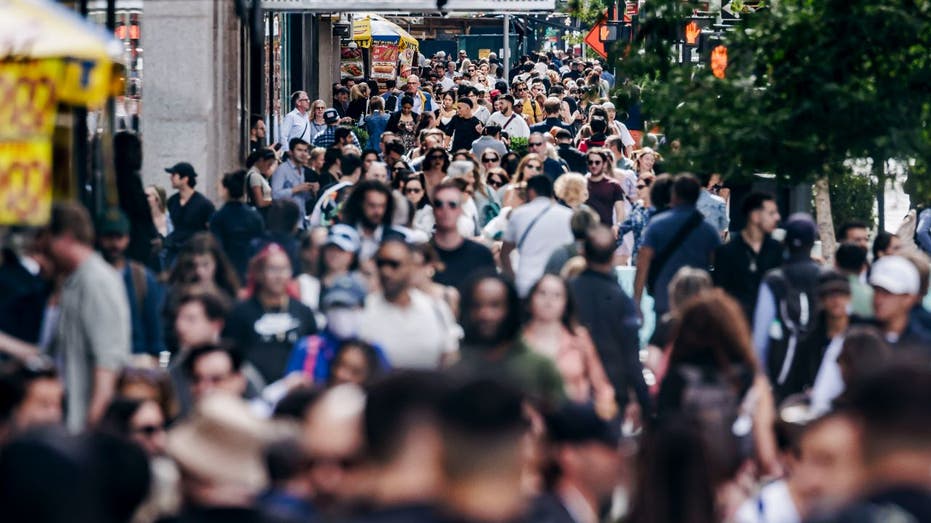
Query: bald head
583 225 616 266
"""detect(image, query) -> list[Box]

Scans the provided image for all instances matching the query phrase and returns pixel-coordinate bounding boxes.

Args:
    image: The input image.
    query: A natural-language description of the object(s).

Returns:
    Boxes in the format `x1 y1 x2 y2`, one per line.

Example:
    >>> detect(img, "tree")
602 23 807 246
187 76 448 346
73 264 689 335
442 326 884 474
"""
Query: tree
614 0 931 259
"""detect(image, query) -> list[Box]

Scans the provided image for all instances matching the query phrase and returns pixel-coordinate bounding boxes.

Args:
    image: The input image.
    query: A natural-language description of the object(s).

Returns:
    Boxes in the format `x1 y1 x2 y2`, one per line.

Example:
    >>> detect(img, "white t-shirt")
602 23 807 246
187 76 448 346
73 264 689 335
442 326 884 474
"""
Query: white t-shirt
734 480 801 523
504 198 573 296
360 289 460 369
486 111 531 139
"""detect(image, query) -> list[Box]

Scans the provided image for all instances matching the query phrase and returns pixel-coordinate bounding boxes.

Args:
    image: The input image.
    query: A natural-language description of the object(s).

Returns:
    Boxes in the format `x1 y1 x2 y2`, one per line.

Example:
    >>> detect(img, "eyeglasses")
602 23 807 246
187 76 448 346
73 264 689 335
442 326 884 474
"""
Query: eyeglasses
133 424 166 437
375 258 403 269
434 199 460 209
405 187 423 194
482 156 499 163
587 159 603 165
529 142 543 147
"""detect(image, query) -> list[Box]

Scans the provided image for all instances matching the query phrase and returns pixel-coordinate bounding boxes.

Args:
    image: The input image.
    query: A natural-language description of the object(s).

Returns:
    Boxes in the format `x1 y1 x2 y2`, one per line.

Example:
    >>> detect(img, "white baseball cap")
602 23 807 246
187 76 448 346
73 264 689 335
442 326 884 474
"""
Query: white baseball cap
869 255 920 295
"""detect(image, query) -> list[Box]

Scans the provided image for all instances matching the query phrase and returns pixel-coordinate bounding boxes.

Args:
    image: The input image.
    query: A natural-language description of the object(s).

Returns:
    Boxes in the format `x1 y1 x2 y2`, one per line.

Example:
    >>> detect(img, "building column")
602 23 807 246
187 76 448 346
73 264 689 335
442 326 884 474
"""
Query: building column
141 0 242 202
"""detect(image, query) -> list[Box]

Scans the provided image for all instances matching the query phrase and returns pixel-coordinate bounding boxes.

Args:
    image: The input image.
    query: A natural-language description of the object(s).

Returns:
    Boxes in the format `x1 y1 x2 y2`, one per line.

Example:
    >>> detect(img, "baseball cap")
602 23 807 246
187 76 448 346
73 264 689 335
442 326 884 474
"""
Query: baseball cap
323 108 340 124
164 161 197 179
818 269 851 296
96 207 130 236
783 213 817 250
869 255 920 295
546 403 620 447
321 274 367 309
325 223 361 253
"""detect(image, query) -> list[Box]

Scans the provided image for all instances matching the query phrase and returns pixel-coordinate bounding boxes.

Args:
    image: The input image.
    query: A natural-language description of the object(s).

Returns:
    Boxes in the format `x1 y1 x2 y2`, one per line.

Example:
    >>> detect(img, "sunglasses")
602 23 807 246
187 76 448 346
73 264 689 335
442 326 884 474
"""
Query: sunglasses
405 187 423 194
488 178 505 188
588 159 603 165
429 154 447 160
375 258 403 269
482 156 499 163
434 199 460 209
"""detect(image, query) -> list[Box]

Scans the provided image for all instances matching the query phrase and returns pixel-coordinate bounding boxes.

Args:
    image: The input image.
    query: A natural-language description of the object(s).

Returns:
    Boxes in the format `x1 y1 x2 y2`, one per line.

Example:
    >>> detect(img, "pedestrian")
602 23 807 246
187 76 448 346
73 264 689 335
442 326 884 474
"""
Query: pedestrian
500 175 574 297
164 162 216 265
360 238 459 369
440 97 483 153
430 181 495 290
210 169 266 280
97 208 165 357
365 96 390 153
313 109 361 149
281 90 312 151
635 173 721 320
471 125 507 158
713 192 783 322
486 94 531 139
42 202 131 432
583 148 626 228
114 131 160 269
339 179 400 262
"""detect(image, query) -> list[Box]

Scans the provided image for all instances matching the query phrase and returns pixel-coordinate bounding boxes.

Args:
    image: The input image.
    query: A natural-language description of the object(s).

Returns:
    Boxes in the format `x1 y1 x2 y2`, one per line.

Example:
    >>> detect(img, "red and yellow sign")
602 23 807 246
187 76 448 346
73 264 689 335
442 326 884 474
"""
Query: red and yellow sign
0 60 60 225
584 14 609 59
711 45 728 79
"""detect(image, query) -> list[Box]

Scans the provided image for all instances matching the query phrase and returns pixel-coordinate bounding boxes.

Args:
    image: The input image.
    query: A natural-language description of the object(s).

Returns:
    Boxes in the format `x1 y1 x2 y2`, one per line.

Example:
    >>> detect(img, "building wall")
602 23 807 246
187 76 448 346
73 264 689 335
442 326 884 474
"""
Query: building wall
141 0 242 202
317 17 337 107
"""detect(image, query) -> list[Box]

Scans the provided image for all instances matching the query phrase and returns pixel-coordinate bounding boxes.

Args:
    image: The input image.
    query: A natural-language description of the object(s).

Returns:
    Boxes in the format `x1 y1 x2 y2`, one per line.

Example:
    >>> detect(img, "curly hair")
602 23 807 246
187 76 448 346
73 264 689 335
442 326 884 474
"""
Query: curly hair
340 179 395 229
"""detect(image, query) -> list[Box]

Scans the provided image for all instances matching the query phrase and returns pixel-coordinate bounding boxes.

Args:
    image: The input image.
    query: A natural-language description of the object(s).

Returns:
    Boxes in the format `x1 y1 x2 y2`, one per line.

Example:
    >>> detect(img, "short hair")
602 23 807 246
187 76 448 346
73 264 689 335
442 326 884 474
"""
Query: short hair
363 371 448 464
0 359 58 425
526 174 554 199
250 114 264 129
484 124 501 137
176 289 230 321
543 97 561 115
604 135 625 152
369 96 384 111
838 220 869 241
266 199 302 234
432 179 462 201
835 242 868 273
569 207 599 241
650 174 674 211
334 127 353 142
741 192 776 219
554 128 572 141
289 137 309 152
49 202 94 246
341 152 362 177
222 169 247 200
383 138 405 157
672 173 702 205
290 91 305 108
583 224 616 264
400 96 415 107
457 96 474 108
183 342 244 379
589 116 607 134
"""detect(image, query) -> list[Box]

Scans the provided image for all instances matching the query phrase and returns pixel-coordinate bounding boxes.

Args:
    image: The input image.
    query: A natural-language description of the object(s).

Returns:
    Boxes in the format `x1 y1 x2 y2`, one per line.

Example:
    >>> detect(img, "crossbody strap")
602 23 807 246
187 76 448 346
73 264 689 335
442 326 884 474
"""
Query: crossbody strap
517 203 554 249
648 210 704 290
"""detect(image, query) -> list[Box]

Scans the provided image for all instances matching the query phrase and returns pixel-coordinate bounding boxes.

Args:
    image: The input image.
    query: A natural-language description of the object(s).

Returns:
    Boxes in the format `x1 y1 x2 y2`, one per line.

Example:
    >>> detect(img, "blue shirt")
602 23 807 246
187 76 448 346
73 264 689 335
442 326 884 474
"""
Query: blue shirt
121 263 164 355
365 112 390 153
642 205 721 314
916 208 931 254
271 160 311 227
285 330 390 384
697 189 729 235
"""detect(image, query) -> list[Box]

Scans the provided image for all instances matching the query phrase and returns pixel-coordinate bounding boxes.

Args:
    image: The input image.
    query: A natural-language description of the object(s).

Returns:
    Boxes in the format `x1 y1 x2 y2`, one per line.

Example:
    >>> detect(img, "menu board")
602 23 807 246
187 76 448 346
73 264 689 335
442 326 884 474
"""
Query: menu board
340 46 364 79
398 46 416 83
370 41 399 80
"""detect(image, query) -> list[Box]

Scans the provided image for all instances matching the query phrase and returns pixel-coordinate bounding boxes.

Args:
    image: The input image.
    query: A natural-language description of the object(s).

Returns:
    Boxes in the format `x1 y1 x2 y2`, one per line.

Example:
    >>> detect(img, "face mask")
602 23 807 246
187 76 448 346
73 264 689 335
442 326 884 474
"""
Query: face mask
326 308 362 339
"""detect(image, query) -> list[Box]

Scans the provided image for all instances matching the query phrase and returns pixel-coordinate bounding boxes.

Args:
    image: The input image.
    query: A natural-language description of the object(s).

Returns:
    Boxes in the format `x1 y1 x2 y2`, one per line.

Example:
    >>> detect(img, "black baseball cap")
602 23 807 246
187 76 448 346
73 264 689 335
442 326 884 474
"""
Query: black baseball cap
165 162 197 179
96 207 130 236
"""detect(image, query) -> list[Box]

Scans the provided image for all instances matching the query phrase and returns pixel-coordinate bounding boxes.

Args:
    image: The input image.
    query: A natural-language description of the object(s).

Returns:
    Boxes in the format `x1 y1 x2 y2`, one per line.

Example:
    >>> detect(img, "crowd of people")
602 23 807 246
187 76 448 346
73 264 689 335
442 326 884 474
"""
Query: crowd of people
0 49 929 523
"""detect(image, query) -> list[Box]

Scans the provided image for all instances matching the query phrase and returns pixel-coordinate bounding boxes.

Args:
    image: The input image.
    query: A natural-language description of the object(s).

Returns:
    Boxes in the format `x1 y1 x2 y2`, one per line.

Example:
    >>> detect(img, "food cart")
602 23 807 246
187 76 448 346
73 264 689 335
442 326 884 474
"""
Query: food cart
342 14 419 86
0 0 124 226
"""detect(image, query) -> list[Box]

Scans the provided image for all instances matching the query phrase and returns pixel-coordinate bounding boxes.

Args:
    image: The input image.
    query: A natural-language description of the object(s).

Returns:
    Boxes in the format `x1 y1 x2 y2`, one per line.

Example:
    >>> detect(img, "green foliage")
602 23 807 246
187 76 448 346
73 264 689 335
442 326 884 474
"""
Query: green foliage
816 172 877 235
350 125 369 148
614 0 931 186
510 137 529 157
566 0 613 26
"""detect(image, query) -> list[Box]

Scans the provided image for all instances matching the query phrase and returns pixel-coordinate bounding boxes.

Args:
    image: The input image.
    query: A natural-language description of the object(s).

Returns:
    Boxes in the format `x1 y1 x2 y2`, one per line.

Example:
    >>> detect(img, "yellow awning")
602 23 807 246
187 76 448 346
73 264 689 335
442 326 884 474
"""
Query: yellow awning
0 0 125 107
352 14 419 51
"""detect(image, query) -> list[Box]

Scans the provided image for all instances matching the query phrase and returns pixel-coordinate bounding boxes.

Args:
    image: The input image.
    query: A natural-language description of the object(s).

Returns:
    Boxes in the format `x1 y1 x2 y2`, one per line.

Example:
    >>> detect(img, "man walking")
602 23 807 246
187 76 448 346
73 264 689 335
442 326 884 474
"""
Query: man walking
431 181 495 290
165 161 215 263
42 203 130 432
271 138 315 229
280 90 311 152
486 94 530 140
570 224 651 423
501 175 573 297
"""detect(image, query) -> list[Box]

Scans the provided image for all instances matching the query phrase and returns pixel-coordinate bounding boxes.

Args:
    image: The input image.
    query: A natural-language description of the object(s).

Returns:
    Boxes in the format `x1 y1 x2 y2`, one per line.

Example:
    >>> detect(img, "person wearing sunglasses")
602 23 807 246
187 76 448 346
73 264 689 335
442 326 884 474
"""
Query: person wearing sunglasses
100 397 168 457
584 148 626 229
527 132 569 182
360 238 460 370
616 174 658 264
403 173 435 236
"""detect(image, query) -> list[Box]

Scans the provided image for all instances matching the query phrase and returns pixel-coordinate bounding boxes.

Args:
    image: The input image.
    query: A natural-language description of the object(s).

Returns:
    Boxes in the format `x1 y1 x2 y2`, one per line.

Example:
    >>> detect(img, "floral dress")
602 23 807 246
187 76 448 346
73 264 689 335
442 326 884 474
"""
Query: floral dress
618 202 655 263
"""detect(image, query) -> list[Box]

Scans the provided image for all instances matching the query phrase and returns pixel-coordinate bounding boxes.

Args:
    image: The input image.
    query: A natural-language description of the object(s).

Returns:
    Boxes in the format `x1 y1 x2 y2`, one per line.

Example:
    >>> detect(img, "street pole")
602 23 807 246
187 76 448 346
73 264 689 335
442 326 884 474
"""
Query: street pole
503 14 510 82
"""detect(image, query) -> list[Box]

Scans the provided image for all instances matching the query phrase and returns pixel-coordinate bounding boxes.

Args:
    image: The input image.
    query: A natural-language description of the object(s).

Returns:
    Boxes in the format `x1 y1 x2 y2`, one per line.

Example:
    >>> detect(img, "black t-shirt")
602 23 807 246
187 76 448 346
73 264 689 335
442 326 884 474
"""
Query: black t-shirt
166 191 216 250
432 239 495 291
223 297 317 384
441 115 482 153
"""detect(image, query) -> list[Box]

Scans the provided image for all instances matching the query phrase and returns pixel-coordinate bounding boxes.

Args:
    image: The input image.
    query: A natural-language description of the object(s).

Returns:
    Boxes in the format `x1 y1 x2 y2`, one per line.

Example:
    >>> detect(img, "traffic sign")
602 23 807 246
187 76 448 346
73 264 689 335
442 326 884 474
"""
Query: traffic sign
584 13 609 59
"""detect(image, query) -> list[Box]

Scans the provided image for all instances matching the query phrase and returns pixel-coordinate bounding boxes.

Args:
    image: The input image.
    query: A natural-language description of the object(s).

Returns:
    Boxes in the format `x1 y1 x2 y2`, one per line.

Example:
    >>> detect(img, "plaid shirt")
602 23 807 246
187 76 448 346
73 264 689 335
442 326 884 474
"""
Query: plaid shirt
312 126 360 149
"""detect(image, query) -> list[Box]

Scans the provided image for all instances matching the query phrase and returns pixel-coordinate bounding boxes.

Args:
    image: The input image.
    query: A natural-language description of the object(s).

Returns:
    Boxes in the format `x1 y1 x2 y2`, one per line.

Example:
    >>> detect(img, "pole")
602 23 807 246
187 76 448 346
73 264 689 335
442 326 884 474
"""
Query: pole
503 14 510 82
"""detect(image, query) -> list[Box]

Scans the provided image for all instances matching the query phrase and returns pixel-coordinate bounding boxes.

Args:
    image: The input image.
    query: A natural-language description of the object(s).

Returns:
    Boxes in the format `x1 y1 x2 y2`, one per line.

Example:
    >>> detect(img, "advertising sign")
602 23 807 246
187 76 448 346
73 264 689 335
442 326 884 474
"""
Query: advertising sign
340 46 364 79
370 41 399 80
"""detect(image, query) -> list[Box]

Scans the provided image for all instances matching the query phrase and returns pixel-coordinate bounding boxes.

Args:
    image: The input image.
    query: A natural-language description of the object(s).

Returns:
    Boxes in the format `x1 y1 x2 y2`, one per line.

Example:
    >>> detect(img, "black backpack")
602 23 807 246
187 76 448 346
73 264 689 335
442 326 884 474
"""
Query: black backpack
763 265 819 398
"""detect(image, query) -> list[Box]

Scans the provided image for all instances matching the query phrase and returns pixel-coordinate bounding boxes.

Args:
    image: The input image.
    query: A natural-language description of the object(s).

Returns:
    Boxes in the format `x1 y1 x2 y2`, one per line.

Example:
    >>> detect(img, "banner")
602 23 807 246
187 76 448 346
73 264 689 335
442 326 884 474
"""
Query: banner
398 45 415 84
340 46 364 79
370 41 398 80
0 60 59 225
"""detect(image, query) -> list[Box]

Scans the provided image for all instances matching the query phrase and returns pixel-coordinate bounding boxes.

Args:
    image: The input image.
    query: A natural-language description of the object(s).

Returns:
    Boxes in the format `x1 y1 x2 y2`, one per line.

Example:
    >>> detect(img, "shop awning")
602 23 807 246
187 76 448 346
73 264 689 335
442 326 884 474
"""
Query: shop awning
352 14 419 51
0 0 125 107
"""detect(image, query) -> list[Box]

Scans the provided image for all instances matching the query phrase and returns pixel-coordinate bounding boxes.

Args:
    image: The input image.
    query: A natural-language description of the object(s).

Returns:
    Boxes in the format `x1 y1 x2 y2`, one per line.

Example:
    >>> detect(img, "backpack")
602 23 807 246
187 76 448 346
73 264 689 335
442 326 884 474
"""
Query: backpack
763 267 818 397
675 364 756 472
